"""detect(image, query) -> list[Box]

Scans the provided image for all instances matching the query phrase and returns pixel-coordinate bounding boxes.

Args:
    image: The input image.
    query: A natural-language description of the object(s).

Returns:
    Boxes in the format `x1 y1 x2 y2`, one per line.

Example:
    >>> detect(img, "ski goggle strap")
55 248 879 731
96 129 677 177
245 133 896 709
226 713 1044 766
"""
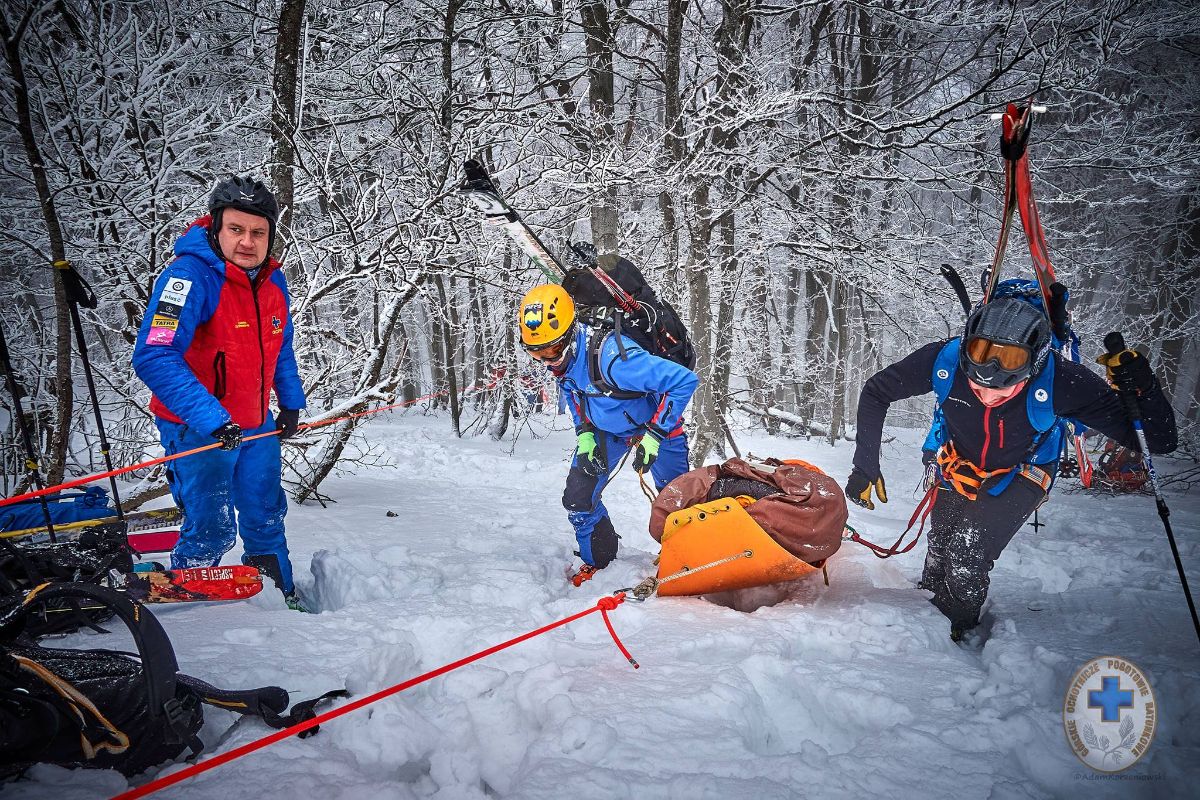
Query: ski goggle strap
965 337 1030 371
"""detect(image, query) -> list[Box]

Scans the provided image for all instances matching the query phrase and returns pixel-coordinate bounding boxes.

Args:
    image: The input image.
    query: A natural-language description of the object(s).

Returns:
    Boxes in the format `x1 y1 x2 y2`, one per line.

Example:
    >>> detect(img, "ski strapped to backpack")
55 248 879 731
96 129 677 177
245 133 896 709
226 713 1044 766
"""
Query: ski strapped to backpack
458 159 696 373
0 582 346 779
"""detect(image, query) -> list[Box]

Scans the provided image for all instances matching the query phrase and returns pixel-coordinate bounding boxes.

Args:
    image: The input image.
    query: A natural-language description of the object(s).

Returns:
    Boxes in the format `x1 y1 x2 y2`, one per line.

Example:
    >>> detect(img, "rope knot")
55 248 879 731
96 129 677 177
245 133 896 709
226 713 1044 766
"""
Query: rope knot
597 595 622 611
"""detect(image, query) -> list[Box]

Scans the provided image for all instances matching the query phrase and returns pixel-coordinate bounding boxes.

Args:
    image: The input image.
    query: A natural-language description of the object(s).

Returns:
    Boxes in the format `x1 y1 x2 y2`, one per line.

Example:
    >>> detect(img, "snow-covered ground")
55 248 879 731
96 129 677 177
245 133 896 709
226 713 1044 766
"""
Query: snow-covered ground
11 412 1200 799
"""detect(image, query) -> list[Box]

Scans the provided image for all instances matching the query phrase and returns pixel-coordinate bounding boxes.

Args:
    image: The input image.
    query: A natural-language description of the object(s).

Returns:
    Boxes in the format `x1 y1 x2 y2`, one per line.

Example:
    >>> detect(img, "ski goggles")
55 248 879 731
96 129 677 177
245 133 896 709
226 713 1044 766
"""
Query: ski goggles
525 336 571 363
965 337 1030 372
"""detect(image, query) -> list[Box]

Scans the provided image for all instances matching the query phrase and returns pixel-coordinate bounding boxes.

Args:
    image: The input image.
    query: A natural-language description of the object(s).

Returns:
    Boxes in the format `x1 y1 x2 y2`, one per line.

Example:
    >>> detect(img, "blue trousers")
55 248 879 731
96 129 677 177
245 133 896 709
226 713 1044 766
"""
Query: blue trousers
562 431 690 567
157 415 293 593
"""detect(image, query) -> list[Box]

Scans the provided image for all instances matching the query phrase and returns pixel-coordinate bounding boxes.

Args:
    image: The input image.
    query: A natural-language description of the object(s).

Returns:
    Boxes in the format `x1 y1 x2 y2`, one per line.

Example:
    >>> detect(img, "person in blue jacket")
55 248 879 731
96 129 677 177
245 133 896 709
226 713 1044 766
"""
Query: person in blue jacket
132 176 307 608
518 283 698 586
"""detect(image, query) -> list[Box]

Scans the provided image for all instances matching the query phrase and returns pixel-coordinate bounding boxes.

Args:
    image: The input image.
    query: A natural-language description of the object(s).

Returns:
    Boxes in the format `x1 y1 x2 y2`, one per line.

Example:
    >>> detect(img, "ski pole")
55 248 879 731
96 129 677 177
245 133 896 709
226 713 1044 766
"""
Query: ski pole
939 263 972 315
56 260 124 521
0 320 58 540
1104 332 1199 646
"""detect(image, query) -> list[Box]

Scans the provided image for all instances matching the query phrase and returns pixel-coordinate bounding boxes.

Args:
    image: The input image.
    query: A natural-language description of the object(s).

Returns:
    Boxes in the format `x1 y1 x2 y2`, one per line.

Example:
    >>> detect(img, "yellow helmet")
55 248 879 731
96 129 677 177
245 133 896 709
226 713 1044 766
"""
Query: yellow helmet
519 284 576 353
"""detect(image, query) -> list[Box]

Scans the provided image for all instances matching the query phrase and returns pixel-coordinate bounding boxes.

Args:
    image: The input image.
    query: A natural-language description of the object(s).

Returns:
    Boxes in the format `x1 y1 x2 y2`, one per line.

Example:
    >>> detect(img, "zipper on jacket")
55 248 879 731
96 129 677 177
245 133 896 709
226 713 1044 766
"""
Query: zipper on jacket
251 274 268 427
999 418 1005 450
213 352 227 400
980 406 993 467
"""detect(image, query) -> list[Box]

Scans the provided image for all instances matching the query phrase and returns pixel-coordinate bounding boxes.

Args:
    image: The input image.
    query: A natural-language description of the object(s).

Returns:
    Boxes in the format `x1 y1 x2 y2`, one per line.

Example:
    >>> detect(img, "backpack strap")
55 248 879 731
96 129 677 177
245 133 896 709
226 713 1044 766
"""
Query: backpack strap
175 673 348 737
585 326 645 401
1024 352 1064 465
923 340 960 451
0 583 196 746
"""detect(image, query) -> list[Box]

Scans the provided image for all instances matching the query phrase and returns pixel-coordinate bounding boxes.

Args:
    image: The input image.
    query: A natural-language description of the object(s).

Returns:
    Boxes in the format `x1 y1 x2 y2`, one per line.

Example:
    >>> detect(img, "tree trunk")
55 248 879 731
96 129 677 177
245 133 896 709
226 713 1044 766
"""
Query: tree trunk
580 1 620 260
270 0 306 252
1 9 73 484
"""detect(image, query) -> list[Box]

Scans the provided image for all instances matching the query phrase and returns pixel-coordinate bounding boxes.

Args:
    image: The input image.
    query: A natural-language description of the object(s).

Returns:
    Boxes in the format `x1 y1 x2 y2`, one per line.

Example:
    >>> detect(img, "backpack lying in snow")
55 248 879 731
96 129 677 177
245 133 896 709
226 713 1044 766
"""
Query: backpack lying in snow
0 522 133 637
0 582 345 780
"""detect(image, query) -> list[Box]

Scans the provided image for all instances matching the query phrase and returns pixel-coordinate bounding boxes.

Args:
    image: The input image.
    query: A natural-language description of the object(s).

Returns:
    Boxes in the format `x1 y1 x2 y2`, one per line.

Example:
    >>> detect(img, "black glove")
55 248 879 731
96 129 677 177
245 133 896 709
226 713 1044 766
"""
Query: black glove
575 428 607 478
1048 282 1070 341
845 467 888 511
210 422 242 451
632 424 668 474
1108 350 1154 395
276 408 300 439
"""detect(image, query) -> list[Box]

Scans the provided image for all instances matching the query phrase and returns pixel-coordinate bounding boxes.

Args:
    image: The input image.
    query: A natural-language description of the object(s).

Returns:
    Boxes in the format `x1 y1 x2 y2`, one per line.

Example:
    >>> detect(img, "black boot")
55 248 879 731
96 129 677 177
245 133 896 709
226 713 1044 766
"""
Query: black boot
244 554 306 611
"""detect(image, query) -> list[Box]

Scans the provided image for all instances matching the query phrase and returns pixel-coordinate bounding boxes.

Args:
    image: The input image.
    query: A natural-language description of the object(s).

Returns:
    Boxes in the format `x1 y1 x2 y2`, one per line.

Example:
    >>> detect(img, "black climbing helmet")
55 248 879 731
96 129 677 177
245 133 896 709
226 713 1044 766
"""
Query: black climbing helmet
207 175 279 262
959 298 1052 388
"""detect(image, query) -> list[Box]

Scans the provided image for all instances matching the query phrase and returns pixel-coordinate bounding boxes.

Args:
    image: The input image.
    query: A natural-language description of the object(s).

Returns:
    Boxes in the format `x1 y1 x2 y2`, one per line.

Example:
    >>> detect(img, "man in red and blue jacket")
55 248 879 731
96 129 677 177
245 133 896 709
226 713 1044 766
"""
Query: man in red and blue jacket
133 176 306 604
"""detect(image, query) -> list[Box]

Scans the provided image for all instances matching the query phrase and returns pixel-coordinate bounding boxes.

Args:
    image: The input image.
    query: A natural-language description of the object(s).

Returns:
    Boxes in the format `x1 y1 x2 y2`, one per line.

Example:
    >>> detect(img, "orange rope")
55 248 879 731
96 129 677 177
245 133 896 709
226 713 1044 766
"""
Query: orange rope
1 378 501 510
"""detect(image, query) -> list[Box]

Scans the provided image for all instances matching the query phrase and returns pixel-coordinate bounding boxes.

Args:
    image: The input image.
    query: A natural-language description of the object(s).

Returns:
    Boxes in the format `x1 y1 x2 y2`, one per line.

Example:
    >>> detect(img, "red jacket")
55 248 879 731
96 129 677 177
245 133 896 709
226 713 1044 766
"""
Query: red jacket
134 218 305 433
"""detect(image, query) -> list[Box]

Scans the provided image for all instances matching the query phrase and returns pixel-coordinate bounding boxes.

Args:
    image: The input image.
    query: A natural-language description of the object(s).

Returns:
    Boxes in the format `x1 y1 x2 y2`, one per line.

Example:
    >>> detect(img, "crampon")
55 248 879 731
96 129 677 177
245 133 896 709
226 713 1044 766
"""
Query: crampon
569 563 599 587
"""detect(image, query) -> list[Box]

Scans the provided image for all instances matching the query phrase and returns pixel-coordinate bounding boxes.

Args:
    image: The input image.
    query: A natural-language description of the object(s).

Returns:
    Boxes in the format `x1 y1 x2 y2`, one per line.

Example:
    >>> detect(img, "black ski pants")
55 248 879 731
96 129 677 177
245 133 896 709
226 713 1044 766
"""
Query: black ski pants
919 471 1048 631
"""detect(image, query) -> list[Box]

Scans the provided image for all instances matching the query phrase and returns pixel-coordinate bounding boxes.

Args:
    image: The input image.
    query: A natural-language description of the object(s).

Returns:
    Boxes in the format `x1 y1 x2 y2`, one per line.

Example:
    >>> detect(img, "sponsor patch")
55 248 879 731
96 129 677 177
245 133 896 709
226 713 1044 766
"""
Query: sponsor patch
160 288 189 307
150 315 178 330
163 277 192 300
154 301 182 319
235 321 250 329
146 327 176 346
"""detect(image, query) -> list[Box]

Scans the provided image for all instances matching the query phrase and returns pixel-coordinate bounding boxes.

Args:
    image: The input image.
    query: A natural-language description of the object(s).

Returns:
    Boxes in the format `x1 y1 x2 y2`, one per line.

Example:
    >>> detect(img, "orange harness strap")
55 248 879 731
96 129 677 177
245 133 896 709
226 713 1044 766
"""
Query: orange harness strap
935 442 1052 500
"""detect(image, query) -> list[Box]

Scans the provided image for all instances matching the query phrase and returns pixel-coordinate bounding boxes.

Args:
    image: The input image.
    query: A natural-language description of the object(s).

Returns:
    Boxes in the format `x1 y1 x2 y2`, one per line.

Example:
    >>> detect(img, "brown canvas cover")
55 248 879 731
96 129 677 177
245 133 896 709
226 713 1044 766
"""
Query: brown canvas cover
650 457 846 564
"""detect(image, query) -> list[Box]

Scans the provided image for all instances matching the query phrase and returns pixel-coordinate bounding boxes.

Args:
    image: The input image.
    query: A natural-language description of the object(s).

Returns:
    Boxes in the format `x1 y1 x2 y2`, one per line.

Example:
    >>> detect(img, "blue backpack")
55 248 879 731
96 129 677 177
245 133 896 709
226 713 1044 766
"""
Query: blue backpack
923 279 1080 495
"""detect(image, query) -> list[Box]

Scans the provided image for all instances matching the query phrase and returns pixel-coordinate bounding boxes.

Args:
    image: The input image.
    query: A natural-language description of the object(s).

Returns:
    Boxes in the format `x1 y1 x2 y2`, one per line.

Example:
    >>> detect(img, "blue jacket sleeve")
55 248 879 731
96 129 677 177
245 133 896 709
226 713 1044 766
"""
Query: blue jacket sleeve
605 341 698 433
270 272 306 411
131 260 229 435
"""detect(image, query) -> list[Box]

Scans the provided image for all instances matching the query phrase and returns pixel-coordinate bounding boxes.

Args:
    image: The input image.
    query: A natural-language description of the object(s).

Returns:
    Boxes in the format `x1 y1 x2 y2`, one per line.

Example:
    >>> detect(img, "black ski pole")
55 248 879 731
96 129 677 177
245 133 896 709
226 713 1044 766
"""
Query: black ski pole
1104 331 1199 646
55 260 124 521
0 319 57 541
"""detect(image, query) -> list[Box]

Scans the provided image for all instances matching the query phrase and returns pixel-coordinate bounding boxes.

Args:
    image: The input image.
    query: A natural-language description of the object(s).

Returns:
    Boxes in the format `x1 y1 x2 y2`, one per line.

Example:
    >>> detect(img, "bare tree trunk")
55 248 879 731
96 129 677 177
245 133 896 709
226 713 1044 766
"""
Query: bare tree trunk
828 275 849 444
296 290 418 503
434 273 462 436
270 0 306 251
580 1 620 261
1 8 73 484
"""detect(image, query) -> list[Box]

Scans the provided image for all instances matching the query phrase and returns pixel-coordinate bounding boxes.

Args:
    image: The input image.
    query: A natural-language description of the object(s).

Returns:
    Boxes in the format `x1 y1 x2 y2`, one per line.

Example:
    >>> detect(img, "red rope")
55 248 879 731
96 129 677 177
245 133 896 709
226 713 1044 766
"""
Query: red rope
0 378 500 511
848 483 938 559
111 593 633 800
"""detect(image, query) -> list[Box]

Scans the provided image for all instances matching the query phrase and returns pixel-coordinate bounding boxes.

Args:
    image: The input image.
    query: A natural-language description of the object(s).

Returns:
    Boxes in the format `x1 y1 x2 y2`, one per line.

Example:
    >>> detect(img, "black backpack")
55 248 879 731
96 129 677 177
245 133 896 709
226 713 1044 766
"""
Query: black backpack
0 582 345 780
561 246 696 374
0 522 133 636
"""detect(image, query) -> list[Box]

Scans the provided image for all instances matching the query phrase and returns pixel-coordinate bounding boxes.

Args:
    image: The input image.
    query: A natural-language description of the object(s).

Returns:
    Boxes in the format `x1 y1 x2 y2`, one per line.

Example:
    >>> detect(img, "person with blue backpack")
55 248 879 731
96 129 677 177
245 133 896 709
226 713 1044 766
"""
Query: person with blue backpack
132 176 307 609
845 294 1177 640
518 283 698 587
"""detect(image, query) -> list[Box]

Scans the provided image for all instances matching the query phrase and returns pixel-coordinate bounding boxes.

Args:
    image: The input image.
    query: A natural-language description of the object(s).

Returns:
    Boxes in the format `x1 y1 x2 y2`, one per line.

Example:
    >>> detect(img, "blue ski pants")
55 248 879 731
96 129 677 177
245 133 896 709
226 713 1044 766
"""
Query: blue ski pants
562 430 690 567
156 415 293 592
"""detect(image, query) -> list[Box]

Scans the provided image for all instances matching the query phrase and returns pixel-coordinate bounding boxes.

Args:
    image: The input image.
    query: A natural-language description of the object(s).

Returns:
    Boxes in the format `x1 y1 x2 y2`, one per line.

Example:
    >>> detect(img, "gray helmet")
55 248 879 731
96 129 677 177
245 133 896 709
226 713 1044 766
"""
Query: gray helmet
959 298 1052 388
207 175 278 264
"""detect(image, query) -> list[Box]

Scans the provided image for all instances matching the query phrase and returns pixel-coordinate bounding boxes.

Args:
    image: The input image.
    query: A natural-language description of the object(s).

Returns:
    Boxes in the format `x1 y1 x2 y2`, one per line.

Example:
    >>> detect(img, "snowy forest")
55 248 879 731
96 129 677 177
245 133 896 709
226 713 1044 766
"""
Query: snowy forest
2 0 1198 500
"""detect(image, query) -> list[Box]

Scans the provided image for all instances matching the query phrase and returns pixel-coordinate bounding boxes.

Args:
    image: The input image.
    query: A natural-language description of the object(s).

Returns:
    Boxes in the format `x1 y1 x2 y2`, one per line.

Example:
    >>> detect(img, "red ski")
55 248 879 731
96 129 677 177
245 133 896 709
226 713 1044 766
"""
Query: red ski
120 565 263 604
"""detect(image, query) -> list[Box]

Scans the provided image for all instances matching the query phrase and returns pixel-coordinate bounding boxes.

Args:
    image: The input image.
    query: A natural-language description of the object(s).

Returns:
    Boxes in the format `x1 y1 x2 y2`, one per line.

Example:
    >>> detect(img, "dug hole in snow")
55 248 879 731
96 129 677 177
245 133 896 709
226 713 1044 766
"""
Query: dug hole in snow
11 413 1199 799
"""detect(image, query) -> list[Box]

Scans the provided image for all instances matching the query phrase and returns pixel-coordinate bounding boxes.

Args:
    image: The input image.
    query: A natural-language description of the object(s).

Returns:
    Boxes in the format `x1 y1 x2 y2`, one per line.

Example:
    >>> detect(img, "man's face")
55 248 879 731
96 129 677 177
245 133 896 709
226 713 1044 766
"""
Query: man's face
969 378 1027 408
217 208 270 270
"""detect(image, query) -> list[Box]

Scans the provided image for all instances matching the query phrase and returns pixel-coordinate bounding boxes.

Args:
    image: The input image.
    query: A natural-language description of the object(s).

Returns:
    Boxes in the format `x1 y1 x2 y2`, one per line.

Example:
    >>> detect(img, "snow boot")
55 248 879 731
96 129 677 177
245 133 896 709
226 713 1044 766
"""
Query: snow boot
284 592 309 613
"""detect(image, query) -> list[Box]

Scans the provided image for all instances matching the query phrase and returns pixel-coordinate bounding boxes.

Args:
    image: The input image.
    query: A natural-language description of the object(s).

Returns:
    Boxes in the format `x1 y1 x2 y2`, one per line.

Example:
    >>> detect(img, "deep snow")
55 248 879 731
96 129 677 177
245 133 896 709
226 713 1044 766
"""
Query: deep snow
8 411 1199 800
